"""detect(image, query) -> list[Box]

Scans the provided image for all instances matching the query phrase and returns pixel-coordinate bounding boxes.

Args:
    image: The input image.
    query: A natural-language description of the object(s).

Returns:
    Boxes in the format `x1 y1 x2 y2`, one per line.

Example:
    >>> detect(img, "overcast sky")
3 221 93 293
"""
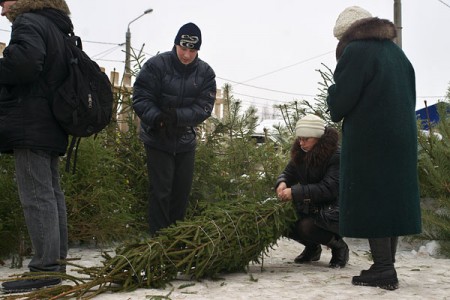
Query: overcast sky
1 0 449 116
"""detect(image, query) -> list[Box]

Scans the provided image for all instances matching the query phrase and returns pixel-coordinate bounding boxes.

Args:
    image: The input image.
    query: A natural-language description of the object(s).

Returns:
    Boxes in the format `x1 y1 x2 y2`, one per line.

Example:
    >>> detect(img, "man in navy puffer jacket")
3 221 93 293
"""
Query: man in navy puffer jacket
133 22 216 235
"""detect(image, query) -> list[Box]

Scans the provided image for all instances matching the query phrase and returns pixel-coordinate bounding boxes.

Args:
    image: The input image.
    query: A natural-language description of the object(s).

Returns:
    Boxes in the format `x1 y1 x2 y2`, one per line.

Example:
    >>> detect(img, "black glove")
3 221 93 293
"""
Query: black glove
154 113 170 128
154 109 177 138
161 108 177 126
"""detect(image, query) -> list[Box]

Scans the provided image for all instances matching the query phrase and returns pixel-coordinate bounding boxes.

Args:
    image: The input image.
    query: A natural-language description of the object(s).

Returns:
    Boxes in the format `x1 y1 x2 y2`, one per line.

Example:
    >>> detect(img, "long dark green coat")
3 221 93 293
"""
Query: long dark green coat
326 18 421 238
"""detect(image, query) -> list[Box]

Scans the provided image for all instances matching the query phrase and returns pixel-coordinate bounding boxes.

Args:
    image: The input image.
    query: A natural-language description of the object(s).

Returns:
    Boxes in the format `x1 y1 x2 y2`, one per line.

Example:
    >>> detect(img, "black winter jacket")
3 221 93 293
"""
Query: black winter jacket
276 128 340 216
133 47 216 153
0 0 72 154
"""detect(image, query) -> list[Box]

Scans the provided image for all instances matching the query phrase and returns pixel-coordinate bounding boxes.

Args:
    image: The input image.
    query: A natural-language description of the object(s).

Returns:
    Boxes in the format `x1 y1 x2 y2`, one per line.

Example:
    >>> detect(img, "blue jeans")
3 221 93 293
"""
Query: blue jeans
14 149 68 272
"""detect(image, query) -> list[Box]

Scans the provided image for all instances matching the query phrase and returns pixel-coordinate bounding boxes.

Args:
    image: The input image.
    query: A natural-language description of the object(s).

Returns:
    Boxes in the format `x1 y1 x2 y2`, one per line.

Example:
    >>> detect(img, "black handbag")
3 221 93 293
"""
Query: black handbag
319 204 339 224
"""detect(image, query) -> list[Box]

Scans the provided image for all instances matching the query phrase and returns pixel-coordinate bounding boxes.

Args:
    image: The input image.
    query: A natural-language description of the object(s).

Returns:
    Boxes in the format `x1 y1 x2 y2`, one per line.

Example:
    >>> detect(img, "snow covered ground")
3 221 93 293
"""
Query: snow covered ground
1 238 449 299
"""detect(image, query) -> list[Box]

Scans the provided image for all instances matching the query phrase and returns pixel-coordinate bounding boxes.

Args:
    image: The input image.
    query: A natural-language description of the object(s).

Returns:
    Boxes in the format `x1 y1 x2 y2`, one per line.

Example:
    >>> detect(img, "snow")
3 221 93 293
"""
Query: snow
1 238 449 299
254 119 284 135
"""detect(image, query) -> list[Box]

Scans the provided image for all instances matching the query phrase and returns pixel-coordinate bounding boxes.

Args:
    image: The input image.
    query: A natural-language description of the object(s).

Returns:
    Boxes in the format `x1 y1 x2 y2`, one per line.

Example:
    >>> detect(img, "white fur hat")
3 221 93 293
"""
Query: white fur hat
333 6 372 40
295 114 325 138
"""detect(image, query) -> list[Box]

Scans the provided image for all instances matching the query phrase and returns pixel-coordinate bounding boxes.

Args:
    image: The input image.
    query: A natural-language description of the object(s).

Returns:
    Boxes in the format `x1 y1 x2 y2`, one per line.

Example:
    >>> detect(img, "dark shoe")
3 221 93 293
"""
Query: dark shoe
327 237 349 268
59 264 67 274
294 245 322 263
352 268 399 290
1 278 61 294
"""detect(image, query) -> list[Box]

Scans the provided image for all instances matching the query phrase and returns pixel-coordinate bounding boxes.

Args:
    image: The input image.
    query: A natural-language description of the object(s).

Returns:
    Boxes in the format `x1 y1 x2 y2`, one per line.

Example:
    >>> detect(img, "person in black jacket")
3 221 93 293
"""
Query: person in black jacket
0 0 72 293
133 22 216 235
275 114 349 268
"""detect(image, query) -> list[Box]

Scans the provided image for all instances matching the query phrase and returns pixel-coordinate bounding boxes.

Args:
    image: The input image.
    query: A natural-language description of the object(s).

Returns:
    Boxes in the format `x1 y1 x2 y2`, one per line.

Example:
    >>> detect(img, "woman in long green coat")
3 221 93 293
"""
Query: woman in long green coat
326 6 421 291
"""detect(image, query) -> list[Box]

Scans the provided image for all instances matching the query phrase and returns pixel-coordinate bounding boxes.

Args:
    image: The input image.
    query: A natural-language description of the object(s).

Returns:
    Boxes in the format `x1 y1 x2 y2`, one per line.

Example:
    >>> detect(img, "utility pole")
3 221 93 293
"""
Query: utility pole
125 9 153 75
125 28 131 74
394 0 402 48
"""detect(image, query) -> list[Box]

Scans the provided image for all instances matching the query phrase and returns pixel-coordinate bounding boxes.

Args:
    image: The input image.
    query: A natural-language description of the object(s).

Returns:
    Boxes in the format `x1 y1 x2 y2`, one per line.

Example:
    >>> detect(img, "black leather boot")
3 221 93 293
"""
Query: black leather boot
352 238 399 290
352 267 398 290
391 237 398 264
294 244 322 263
327 236 349 268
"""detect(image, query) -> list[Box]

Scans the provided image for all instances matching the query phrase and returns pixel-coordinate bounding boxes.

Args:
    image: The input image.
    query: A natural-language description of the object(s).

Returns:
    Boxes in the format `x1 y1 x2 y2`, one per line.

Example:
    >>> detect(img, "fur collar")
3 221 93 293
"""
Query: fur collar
336 17 397 60
7 0 70 22
291 127 339 168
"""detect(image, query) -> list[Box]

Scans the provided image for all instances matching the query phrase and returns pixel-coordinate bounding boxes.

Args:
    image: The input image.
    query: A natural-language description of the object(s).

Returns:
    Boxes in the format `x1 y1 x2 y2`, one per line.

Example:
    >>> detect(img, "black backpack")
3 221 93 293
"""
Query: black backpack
52 34 113 138
47 31 114 173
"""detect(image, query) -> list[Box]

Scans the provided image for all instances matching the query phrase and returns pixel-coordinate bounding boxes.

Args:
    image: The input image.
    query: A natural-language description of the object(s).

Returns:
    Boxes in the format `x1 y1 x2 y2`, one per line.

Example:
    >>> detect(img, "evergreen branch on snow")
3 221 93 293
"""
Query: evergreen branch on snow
2 198 295 299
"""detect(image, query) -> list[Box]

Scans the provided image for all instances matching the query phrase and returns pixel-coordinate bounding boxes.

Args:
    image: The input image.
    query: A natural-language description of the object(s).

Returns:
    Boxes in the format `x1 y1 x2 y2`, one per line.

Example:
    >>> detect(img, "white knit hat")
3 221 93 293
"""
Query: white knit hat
333 6 372 40
295 114 325 138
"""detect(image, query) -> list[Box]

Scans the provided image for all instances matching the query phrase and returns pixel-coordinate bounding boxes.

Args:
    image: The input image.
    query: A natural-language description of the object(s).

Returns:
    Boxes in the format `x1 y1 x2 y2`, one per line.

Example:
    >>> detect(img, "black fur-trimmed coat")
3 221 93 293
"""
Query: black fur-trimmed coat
276 127 340 217
0 0 72 154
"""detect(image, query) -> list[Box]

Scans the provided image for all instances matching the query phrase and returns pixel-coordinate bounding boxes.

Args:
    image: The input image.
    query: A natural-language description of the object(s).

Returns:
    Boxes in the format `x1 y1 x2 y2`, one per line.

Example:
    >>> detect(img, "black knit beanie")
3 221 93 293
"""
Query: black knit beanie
174 22 202 50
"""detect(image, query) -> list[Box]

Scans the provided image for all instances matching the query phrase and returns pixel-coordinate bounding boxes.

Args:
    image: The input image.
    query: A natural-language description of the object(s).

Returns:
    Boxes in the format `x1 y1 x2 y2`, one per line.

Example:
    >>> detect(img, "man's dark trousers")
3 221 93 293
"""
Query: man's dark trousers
145 146 195 235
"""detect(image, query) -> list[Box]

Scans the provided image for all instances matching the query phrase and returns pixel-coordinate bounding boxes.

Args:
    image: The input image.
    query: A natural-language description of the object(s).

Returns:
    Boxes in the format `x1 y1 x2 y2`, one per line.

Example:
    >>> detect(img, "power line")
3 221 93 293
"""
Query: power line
84 40 123 46
228 86 444 108
97 58 124 63
217 76 316 97
215 50 333 100
91 45 123 59
130 46 156 59
233 92 291 103
232 91 314 103
88 44 155 64
0 31 445 103
238 50 334 84
437 0 450 8
0 28 122 45
416 95 446 98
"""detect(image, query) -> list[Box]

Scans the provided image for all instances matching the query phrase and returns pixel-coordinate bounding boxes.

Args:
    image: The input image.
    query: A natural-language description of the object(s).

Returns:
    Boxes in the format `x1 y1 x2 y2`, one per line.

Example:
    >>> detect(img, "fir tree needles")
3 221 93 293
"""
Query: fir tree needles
5 198 295 299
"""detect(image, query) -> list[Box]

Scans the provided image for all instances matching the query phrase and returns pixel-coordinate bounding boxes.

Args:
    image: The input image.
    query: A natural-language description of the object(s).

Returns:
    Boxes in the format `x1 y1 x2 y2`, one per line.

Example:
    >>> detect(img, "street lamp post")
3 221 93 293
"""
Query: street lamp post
125 8 153 74
394 0 402 48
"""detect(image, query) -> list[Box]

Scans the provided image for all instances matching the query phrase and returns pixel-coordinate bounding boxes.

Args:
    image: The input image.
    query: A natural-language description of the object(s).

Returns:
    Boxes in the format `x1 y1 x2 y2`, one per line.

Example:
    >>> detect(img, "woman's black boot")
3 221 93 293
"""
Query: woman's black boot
352 237 399 290
327 236 349 268
352 267 398 290
294 244 322 263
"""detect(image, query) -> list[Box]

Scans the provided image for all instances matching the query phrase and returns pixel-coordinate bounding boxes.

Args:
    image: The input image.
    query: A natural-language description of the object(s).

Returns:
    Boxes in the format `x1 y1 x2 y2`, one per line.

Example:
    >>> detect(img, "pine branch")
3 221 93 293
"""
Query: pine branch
6 198 295 299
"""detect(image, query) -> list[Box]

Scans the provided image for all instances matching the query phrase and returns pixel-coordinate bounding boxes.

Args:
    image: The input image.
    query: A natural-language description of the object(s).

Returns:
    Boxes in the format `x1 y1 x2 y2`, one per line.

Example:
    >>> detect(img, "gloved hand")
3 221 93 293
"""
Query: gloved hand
161 108 177 126
154 113 170 128
154 109 177 138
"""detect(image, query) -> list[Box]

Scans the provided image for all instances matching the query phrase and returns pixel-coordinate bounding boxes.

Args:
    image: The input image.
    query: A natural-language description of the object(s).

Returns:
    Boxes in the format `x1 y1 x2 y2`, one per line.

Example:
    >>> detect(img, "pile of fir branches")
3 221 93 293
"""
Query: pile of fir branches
5 198 296 299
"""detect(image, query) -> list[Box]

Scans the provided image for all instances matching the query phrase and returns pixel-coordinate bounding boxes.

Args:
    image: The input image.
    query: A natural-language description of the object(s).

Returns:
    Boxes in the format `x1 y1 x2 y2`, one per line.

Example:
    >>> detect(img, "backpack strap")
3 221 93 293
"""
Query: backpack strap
70 33 83 50
65 136 82 174
65 134 100 174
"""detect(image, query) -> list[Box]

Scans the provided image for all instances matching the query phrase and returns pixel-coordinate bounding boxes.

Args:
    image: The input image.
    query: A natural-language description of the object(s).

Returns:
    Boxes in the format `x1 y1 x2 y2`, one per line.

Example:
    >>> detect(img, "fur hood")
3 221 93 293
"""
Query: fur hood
336 17 397 60
7 0 70 22
291 127 339 168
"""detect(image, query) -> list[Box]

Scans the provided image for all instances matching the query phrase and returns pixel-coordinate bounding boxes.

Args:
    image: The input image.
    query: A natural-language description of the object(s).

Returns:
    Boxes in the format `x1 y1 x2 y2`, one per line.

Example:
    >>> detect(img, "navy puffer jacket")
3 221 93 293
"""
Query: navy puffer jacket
133 47 216 153
0 3 72 155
